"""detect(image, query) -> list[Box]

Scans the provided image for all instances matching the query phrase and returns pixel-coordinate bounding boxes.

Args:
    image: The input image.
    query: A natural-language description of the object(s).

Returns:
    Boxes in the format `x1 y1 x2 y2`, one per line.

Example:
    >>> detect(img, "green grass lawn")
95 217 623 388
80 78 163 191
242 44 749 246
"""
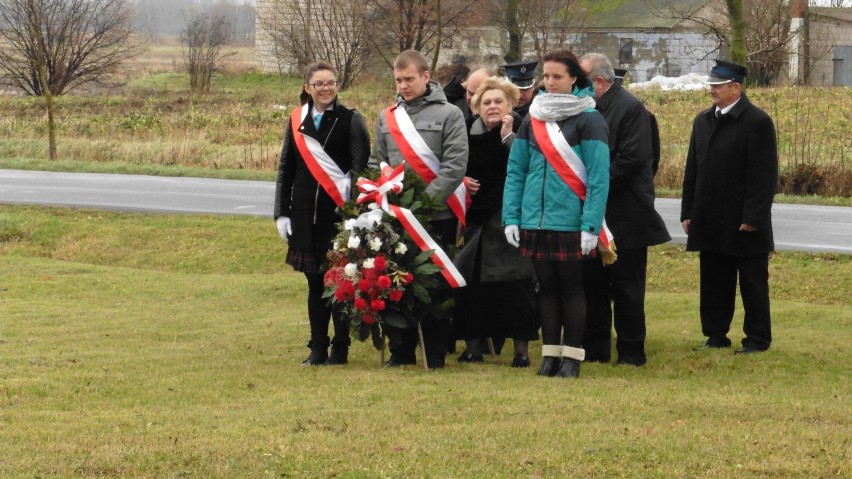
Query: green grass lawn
1 206 850 478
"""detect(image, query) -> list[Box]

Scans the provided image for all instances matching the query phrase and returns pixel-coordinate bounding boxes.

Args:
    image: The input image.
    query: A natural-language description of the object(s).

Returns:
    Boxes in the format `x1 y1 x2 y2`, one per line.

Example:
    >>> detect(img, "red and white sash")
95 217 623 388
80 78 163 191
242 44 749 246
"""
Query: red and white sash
357 163 466 288
384 105 470 226
530 118 616 261
290 106 351 207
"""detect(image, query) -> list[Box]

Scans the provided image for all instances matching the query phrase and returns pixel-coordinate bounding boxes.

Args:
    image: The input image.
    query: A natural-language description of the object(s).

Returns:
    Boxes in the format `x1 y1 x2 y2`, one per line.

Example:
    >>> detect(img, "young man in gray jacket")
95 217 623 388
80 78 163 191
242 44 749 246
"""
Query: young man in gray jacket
372 49 469 369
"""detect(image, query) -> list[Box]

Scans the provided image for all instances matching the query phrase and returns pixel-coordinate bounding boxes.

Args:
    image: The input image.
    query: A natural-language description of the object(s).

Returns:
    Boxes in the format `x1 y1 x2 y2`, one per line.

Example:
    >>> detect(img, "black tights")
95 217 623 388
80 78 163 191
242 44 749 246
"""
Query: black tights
305 272 348 346
533 260 586 348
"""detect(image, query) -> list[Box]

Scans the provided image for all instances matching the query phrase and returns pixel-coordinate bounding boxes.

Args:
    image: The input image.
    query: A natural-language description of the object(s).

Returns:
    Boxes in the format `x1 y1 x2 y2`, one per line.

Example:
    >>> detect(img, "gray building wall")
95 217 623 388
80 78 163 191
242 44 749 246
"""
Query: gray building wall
809 10 852 86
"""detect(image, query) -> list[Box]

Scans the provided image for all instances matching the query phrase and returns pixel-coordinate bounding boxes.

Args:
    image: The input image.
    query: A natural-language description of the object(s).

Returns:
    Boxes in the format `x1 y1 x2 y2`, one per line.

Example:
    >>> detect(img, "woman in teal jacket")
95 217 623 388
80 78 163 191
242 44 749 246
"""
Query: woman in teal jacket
502 50 610 378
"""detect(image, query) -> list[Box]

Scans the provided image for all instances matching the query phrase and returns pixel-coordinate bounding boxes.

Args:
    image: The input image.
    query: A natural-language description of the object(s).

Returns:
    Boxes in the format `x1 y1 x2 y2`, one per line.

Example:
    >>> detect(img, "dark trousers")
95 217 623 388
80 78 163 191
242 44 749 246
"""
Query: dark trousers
583 247 649 364
305 272 349 348
699 251 772 350
533 260 585 348
386 218 457 367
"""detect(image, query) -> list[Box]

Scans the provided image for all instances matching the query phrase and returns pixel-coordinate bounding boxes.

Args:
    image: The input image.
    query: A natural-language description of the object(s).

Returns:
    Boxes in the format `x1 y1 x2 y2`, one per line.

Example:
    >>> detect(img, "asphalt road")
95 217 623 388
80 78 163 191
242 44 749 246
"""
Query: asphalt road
2 169 850 254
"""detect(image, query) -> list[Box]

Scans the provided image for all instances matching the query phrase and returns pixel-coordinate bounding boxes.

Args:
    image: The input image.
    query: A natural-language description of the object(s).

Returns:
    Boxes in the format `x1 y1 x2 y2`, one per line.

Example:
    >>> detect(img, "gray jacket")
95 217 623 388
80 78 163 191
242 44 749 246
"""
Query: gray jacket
372 80 469 220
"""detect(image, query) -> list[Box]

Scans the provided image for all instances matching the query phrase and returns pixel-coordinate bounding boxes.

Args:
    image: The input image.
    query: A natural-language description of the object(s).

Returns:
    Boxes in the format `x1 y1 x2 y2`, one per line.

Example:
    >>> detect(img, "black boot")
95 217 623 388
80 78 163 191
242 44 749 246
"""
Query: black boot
554 358 581 378
537 357 561 376
302 338 329 366
324 337 350 365
538 345 563 376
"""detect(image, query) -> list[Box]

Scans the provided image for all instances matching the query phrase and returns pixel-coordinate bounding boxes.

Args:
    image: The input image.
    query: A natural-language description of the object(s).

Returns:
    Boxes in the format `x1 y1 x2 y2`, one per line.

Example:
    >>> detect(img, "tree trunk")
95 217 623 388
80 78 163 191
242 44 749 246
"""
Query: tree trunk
28 0 57 160
725 0 747 66
505 0 521 63
431 0 441 71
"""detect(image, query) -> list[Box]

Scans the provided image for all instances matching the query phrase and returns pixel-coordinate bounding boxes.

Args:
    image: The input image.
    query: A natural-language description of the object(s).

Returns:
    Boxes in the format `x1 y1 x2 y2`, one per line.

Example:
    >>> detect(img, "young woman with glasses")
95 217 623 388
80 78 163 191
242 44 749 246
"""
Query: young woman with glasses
274 61 371 365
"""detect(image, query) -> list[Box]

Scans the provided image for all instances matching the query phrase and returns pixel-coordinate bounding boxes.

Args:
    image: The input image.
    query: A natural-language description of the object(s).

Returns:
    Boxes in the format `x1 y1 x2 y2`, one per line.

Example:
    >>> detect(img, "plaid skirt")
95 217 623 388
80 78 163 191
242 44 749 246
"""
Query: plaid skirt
285 247 328 273
519 229 596 262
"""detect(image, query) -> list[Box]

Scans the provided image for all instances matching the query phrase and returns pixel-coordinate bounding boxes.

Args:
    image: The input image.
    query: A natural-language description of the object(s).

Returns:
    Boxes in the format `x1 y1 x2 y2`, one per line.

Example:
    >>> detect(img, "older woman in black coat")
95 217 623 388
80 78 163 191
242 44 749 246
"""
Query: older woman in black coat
454 77 538 368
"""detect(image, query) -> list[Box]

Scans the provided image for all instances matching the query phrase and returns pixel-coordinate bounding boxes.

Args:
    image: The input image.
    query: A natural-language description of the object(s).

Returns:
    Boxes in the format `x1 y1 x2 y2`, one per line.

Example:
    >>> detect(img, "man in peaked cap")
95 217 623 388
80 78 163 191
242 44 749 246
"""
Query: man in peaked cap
500 60 538 118
682 59 778 355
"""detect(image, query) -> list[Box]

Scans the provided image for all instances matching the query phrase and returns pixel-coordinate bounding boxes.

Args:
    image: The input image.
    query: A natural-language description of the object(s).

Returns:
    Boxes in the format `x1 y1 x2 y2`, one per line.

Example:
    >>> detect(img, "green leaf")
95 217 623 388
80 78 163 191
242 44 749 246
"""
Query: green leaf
400 188 414 206
412 282 431 305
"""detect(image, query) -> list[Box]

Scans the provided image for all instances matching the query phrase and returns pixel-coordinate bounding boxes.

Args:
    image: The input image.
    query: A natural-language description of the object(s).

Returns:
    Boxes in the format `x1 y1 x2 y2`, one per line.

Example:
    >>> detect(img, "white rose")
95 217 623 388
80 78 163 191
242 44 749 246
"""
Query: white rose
347 235 361 249
362 258 375 269
369 237 382 251
344 263 359 278
395 243 408 254
368 203 380 210
344 219 357 230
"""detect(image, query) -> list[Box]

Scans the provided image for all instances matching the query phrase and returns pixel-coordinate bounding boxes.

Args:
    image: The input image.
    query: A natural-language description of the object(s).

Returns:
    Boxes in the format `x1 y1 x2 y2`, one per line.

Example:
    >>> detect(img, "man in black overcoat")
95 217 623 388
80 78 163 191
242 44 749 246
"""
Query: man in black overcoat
681 60 778 354
579 53 671 366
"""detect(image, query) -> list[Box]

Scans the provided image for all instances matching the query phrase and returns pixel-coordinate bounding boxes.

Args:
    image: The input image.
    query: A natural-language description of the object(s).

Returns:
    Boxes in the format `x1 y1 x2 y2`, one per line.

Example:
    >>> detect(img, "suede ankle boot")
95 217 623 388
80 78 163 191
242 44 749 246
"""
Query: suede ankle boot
302 338 329 366
554 358 581 378
324 338 350 365
538 345 563 376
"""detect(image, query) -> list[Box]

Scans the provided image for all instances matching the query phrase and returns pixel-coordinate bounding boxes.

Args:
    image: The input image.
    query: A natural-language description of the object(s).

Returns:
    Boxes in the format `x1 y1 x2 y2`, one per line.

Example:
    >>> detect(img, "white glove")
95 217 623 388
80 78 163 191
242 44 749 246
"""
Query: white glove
581 231 598 255
504 225 520 248
276 216 293 243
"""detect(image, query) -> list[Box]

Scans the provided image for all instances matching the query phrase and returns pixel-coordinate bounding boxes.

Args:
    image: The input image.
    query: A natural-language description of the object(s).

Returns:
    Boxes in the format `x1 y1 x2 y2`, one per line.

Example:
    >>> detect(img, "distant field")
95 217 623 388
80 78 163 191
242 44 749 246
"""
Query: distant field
1 40 849 198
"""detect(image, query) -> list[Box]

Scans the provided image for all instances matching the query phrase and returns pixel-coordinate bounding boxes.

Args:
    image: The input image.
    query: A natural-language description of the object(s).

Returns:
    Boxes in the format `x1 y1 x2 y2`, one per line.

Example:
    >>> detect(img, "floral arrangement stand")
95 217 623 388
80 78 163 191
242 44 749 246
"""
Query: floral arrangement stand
323 163 467 370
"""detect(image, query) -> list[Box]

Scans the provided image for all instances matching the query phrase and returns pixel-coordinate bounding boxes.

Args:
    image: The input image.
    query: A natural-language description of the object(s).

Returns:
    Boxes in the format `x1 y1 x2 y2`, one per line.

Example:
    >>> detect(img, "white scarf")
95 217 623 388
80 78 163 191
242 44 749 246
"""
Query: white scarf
529 93 596 122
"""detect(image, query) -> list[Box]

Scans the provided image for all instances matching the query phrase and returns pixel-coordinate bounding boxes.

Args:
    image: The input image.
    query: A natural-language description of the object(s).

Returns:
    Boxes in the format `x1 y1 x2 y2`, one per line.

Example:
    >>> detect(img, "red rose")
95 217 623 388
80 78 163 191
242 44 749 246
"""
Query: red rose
378 275 392 289
354 297 367 310
340 280 355 295
334 289 347 301
389 289 403 302
370 299 386 311
363 314 375 325
358 279 372 293
374 255 387 271
363 268 377 280
402 273 414 285
323 269 337 286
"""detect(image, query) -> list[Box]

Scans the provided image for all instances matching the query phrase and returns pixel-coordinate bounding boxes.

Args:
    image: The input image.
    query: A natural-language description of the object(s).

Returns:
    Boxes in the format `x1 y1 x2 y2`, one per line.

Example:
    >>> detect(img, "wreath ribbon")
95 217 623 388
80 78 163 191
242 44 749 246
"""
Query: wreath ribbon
357 163 466 288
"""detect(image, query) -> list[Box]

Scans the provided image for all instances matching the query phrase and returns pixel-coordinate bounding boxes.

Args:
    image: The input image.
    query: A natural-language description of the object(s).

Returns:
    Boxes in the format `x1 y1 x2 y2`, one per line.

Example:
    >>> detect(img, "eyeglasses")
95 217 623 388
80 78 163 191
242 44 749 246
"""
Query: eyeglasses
308 80 338 90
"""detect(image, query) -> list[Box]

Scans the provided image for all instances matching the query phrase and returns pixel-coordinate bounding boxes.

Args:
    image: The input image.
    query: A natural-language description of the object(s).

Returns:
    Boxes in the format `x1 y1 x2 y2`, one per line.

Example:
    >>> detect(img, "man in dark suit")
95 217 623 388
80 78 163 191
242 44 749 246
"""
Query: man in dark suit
579 53 671 366
681 59 778 354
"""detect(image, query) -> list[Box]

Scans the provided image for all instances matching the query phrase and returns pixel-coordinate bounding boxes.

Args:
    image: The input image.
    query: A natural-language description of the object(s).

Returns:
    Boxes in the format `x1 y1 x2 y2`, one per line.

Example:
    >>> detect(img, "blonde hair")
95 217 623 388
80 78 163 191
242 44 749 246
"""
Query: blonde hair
471 77 520 114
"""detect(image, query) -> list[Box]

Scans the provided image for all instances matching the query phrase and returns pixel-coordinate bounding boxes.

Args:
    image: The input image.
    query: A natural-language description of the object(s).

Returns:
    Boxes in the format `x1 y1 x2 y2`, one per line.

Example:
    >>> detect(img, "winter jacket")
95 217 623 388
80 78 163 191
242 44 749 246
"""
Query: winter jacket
372 81 469 221
274 98 370 250
594 83 670 249
502 86 610 234
680 94 778 256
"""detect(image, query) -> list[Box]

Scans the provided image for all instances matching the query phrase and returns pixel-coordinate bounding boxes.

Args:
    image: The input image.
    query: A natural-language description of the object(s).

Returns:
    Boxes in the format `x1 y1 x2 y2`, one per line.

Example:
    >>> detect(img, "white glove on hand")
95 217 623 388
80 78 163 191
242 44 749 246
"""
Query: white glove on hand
276 216 293 243
581 231 598 255
504 225 520 248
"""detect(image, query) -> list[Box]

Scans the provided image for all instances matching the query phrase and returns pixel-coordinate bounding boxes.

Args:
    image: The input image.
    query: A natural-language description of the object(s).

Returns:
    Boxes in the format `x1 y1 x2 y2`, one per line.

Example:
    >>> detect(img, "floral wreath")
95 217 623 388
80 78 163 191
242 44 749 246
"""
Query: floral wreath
323 163 460 349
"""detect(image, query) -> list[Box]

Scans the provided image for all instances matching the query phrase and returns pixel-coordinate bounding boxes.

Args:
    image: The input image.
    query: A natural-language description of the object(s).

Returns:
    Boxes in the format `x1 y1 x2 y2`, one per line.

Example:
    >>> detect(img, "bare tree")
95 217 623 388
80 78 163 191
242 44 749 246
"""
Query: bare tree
258 0 373 89
491 0 593 63
365 0 487 68
0 0 141 95
180 12 233 93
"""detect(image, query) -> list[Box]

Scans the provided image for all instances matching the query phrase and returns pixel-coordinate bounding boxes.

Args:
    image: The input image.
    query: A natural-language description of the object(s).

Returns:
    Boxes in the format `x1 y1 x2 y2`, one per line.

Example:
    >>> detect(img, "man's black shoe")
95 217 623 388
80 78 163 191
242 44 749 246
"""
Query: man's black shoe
694 338 732 351
383 356 416 367
734 346 767 354
510 354 531 368
457 351 484 363
584 355 611 364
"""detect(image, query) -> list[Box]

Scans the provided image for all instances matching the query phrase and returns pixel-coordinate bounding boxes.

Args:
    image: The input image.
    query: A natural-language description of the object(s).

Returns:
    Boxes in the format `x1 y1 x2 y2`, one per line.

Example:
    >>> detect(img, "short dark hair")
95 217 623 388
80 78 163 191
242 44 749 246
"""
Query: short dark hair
303 61 337 84
542 50 590 90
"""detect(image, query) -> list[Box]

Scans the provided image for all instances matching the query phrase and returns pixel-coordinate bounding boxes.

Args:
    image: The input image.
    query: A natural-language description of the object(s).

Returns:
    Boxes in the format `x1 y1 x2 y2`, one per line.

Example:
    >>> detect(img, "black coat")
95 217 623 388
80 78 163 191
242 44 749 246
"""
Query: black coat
454 114 534 283
274 98 370 250
595 83 670 250
680 94 778 256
